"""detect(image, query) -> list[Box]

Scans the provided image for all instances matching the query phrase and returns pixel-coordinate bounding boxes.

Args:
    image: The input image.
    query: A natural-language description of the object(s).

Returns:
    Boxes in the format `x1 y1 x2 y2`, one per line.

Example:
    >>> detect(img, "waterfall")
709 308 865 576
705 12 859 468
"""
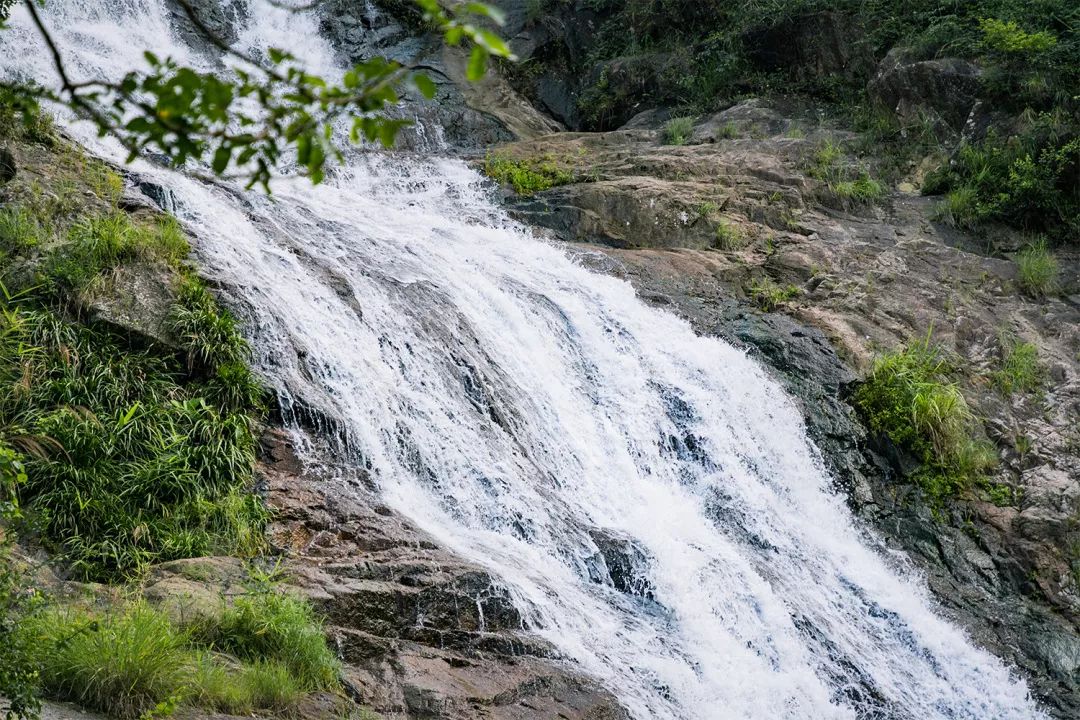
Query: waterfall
1 2 1047 718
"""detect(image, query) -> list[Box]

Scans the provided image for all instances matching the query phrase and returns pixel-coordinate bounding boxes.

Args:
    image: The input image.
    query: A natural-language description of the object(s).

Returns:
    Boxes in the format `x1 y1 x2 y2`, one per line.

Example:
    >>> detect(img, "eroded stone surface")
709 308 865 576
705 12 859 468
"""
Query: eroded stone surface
258 429 628 720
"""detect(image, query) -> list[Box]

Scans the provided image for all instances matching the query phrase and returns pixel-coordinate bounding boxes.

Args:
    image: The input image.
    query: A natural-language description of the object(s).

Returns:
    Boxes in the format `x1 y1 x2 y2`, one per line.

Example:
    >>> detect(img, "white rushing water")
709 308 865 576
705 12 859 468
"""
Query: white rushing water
1 2 1048 718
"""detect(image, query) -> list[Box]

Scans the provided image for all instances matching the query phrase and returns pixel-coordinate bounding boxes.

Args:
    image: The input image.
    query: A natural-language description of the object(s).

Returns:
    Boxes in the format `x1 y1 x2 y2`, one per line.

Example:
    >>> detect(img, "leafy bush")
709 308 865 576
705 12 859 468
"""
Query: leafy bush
0 445 42 720
483 153 574 195
924 126 1079 238
662 116 694 145
0 298 266 581
1015 239 1060 296
855 339 996 502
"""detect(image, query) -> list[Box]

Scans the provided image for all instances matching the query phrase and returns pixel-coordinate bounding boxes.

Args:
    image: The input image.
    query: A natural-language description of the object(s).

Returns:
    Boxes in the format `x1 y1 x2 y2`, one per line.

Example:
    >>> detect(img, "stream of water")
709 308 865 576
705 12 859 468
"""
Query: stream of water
1 2 1047 718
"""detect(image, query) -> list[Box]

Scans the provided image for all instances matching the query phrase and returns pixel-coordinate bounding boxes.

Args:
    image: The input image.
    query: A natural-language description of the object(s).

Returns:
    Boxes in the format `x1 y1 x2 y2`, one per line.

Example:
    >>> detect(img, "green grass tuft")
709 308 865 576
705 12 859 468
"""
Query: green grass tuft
855 339 996 503
714 219 748 250
747 277 800 311
993 336 1044 395
26 602 189 719
662 116 695 145
20 590 339 719
190 586 341 691
1015 239 1060 296
832 173 886 203
0 207 47 255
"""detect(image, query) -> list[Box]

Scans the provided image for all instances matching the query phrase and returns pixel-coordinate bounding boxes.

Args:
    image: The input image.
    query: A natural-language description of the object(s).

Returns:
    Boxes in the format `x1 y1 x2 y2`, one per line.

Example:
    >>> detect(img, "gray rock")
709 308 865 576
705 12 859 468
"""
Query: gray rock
744 12 875 83
260 428 630 720
164 0 248 53
0 146 15 184
868 48 982 131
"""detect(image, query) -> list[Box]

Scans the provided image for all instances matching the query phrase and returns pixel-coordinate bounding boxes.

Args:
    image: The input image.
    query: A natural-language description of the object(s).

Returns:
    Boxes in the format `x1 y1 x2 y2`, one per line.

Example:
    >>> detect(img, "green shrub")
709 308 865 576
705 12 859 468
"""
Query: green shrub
747 277 800 311
1015 239 1060 296
483 154 574 195
993 337 1044 394
0 301 266 581
662 116 694 145
980 18 1057 54
855 339 996 502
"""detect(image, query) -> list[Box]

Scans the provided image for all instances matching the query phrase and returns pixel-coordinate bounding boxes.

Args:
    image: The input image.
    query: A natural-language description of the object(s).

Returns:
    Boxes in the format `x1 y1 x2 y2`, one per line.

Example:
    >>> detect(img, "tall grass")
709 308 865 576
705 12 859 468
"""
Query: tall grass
20 591 338 719
189 587 341 691
0 296 266 580
662 116 694 145
1015 239 1060 296
27 602 189 719
855 339 996 502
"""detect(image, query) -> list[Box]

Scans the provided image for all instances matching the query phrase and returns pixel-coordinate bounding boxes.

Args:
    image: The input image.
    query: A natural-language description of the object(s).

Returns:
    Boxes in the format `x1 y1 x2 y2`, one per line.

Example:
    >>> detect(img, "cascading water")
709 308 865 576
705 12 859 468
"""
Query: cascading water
1 3 1049 718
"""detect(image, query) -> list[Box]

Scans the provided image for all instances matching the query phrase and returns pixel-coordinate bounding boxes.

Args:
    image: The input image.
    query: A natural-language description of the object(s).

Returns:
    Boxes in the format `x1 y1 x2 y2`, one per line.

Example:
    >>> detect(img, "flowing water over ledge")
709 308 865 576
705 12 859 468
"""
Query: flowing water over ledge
1 2 1048 718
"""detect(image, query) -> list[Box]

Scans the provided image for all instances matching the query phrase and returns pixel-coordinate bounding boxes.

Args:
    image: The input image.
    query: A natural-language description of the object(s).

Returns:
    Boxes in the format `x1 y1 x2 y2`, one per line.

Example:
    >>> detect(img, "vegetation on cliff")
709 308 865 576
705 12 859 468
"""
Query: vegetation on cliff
0 96 340 719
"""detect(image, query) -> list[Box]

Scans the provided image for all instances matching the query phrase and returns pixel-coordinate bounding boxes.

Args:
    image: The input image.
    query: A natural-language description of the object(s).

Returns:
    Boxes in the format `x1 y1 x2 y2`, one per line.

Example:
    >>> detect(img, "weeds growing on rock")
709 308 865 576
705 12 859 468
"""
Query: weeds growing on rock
1015 239 1060 296
832 173 886 204
483 153 574 195
19 585 338 719
662 116 694 145
855 339 996 503
747 277 800 311
714 219 748 250
994 335 1044 395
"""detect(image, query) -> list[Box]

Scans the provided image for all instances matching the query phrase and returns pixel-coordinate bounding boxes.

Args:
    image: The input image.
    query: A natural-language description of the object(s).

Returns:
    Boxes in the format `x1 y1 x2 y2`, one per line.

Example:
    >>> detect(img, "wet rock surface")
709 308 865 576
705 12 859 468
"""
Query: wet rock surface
258 428 628 720
315 0 559 149
488 102 1080 716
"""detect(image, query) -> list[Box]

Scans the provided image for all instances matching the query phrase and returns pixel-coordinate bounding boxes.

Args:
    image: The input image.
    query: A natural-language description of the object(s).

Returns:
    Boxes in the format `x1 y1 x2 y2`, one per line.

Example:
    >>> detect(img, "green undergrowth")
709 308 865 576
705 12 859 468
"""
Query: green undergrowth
18 576 340 719
483 152 575 195
855 339 997 504
807 140 886 205
993 334 1044 396
0 100 268 584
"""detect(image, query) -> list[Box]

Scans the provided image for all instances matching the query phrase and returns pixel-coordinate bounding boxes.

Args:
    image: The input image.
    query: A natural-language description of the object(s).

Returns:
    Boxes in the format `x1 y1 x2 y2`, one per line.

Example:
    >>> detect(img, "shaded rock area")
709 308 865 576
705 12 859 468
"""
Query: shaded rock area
258 428 627 720
868 48 982 133
314 0 560 149
743 11 875 83
485 102 1080 717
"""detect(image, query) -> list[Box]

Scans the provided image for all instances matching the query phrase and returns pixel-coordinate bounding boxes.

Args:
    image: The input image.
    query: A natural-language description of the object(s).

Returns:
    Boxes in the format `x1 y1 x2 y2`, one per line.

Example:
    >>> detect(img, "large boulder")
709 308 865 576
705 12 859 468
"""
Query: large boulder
164 0 248 51
744 12 875 83
868 48 982 131
314 0 560 148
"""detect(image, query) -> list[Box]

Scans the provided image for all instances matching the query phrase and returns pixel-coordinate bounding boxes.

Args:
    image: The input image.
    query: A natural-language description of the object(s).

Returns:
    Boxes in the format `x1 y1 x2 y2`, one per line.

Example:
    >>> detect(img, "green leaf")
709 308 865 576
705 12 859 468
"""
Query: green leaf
413 73 437 100
212 146 231 174
466 45 488 82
